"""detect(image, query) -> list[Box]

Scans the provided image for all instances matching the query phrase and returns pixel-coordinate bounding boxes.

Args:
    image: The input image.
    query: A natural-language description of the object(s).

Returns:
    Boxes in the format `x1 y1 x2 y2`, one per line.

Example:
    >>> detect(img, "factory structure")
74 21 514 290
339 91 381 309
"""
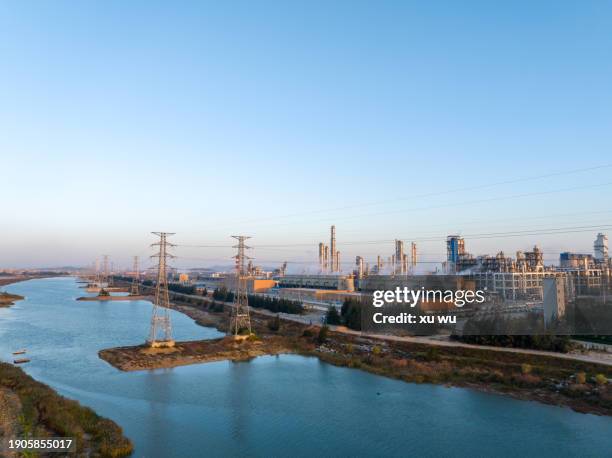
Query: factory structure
276 227 611 311
182 225 610 315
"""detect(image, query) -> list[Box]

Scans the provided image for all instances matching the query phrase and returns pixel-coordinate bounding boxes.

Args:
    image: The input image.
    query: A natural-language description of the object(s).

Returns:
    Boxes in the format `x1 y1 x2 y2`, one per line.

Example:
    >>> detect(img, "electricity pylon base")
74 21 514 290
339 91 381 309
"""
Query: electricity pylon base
147 339 176 348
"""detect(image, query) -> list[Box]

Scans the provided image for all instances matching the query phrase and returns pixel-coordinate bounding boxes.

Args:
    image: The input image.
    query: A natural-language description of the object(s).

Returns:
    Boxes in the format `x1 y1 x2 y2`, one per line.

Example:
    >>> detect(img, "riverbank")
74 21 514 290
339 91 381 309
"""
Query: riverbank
0 361 133 457
101 293 612 416
77 294 151 302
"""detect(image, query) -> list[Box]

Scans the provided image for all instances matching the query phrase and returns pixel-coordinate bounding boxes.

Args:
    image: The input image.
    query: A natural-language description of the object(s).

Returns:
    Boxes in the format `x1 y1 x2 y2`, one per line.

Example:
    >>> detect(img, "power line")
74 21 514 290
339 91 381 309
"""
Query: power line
201 163 612 229
181 223 611 248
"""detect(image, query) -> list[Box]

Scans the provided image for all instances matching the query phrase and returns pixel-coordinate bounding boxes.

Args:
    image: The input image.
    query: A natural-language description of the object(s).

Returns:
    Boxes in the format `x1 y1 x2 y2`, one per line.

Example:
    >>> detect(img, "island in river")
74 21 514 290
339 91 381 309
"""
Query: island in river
0 292 24 308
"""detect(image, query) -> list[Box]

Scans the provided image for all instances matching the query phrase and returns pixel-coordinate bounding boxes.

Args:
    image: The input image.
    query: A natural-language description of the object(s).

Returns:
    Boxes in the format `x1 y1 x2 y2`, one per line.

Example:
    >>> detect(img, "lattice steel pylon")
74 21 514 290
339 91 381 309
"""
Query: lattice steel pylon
102 255 109 285
229 235 252 337
148 232 176 348
130 255 140 296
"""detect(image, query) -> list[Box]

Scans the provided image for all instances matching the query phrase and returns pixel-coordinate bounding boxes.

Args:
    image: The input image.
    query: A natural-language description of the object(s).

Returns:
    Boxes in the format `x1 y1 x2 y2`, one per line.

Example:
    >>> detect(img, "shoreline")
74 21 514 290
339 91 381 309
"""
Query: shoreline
0 362 133 456
77 294 151 302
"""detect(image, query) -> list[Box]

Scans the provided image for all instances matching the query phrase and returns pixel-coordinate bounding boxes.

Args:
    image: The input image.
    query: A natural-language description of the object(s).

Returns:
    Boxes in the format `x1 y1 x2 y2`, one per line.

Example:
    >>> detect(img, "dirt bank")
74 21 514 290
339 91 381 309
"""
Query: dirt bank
100 335 297 371
0 292 24 308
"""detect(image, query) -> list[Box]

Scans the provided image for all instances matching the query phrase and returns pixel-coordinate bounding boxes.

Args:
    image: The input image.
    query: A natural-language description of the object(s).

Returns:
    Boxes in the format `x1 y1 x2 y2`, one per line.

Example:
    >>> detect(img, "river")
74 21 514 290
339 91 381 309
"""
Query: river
1 277 610 457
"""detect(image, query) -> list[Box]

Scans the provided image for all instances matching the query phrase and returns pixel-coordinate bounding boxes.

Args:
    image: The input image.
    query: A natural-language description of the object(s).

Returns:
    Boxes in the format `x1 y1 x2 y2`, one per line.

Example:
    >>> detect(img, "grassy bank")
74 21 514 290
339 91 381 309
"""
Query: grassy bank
307 329 612 416
0 362 133 457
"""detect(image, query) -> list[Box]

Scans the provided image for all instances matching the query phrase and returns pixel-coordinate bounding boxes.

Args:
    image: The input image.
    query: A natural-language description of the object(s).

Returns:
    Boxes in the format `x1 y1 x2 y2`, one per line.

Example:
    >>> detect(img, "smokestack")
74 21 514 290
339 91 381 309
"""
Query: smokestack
336 251 341 273
318 242 324 272
324 245 329 272
356 256 364 279
330 225 337 273
395 239 405 274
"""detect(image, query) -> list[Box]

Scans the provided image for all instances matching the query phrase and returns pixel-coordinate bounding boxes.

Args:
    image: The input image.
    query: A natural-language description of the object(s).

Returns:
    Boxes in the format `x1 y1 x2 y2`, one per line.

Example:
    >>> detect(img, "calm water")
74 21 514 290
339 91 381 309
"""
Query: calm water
1 277 611 458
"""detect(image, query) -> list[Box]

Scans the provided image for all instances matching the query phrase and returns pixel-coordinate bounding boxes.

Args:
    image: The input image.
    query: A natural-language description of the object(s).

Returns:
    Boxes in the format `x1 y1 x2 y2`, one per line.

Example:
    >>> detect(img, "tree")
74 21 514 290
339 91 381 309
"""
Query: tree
317 325 329 344
325 306 341 325
267 314 281 332
341 299 362 330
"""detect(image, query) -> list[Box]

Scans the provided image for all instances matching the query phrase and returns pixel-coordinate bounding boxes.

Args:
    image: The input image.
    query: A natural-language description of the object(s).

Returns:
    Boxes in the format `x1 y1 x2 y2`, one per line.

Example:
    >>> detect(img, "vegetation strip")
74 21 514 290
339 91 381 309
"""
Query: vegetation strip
0 362 133 457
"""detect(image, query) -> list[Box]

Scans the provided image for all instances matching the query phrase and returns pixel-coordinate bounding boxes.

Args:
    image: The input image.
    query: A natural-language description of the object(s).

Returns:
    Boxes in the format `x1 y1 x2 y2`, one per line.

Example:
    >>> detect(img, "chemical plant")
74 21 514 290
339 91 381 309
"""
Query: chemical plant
151 226 612 322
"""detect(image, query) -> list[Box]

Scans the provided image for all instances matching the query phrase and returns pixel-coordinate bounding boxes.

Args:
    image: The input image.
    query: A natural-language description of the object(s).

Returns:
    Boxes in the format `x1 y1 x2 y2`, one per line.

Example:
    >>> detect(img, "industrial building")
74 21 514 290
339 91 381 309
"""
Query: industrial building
211 225 610 314
222 275 277 293
277 274 355 291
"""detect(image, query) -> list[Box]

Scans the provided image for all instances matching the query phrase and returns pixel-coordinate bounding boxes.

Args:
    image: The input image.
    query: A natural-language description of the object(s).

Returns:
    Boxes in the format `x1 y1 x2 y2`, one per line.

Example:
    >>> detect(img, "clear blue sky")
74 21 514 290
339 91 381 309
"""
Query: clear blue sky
1 1 611 270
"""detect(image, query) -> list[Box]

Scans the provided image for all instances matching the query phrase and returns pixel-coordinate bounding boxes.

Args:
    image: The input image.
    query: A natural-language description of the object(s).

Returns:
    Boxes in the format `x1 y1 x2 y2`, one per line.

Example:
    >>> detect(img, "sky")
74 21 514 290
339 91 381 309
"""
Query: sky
1 1 611 270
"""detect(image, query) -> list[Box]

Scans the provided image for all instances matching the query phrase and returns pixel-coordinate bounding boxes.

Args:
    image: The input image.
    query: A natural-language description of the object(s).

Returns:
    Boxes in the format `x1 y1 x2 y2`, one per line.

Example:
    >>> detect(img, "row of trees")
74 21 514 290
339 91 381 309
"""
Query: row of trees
452 315 572 352
167 283 196 295
248 294 303 314
212 288 304 315
212 287 234 302
452 333 572 353
325 298 362 330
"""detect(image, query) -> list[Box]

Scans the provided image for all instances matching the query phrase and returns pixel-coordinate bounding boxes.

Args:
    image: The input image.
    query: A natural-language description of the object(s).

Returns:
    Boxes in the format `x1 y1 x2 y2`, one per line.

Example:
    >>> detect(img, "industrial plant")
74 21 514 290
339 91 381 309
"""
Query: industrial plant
115 226 612 334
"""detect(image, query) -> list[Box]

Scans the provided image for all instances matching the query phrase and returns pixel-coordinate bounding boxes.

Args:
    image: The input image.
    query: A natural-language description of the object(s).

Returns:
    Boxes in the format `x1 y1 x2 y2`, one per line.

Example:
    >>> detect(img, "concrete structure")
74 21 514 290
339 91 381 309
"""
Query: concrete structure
223 276 277 293
543 277 566 327
560 252 594 270
471 271 572 301
594 233 609 262
278 287 362 304
277 274 355 291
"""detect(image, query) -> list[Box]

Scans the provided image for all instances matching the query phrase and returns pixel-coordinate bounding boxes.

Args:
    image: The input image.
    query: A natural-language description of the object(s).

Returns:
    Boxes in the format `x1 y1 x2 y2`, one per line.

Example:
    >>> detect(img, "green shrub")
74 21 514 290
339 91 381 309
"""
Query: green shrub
595 374 608 386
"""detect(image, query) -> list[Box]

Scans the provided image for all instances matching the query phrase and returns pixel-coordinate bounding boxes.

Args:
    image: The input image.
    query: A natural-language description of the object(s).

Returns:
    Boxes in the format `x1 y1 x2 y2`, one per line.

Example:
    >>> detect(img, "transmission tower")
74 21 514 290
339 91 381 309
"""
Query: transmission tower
229 235 252 337
130 256 140 296
148 232 175 348
102 255 109 285
94 258 100 284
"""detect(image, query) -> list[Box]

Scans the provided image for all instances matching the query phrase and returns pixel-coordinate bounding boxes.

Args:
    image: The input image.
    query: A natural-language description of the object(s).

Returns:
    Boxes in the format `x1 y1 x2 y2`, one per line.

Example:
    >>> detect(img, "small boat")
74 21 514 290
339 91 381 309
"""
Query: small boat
13 358 30 364
12 349 26 355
